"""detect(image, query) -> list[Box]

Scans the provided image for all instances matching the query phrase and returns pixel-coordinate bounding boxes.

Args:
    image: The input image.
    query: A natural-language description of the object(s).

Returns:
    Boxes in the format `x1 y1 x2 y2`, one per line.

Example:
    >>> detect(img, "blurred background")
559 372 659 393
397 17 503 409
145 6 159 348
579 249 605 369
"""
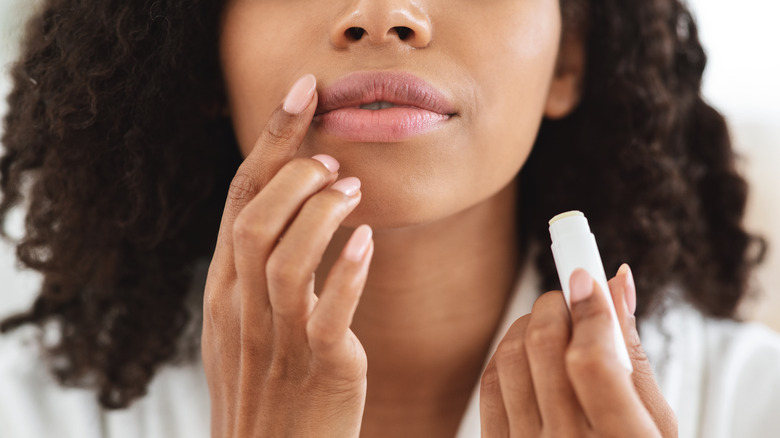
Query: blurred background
0 0 778 330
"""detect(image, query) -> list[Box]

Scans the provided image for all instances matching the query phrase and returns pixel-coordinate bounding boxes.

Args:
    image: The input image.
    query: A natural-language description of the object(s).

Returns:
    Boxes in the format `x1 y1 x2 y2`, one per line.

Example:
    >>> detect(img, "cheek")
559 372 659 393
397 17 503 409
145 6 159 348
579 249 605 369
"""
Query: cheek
218 0 562 229
220 1 327 156
440 0 562 199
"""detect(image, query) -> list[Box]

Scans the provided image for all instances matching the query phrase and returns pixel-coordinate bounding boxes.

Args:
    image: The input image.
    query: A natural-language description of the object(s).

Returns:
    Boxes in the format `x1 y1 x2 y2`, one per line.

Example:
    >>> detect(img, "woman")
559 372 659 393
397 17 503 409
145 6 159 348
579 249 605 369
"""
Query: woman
1 0 779 436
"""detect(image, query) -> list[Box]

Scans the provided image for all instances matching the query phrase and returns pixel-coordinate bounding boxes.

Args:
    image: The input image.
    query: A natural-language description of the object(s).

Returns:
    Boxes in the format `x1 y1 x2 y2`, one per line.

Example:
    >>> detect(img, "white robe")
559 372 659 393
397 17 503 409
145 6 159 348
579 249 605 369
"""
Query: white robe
2 264 780 437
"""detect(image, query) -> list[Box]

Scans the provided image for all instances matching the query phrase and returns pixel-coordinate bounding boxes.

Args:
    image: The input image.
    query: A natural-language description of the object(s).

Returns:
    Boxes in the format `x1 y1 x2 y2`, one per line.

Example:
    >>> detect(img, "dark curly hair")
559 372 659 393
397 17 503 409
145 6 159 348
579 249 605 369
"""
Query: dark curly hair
0 0 765 410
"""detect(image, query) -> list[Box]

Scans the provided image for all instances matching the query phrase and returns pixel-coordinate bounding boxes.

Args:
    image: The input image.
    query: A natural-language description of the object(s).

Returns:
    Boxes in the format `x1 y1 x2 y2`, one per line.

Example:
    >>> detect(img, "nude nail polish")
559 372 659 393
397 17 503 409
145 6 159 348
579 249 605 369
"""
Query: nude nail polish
622 264 637 315
345 225 372 262
331 177 361 196
283 74 316 114
569 269 594 303
312 154 340 172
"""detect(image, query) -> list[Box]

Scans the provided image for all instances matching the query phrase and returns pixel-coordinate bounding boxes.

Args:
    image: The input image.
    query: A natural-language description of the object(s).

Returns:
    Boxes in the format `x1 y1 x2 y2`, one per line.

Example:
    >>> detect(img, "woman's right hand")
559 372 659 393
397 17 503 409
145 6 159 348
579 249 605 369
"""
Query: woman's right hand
201 74 373 438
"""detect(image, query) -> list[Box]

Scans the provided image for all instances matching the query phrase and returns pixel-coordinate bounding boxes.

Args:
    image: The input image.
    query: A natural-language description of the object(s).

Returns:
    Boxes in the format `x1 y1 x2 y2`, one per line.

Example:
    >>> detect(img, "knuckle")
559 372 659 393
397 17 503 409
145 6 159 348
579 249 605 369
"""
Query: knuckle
545 428 588 438
625 315 644 345
628 341 649 363
203 273 230 315
227 172 260 205
491 317 530 370
525 319 567 352
307 320 339 350
565 342 614 377
266 250 307 289
202 286 235 333
231 215 253 241
303 191 351 220
285 157 329 187
535 289 565 308
494 337 526 370
232 214 273 247
203 289 223 319
576 298 612 321
578 304 613 329
480 363 501 392
263 116 297 148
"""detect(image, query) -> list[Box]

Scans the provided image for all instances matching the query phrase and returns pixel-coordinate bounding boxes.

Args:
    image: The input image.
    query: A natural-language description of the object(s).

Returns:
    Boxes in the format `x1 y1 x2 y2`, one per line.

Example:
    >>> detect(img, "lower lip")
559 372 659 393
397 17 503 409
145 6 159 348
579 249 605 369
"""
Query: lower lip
313 107 452 142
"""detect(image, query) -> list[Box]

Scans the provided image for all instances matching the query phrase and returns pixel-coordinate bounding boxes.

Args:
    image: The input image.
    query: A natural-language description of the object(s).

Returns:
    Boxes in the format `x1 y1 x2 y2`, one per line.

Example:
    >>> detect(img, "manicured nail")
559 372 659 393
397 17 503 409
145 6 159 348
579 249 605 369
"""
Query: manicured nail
570 269 594 303
345 225 372 262
312 154 340 172
619 263 637 315
331 177 361 196
283 74 316 114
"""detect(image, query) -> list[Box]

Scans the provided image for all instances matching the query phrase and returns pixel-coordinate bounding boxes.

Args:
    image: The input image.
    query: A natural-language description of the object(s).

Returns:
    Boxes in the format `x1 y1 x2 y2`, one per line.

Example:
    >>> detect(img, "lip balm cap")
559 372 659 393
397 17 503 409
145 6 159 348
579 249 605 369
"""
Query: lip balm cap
549 210 591 242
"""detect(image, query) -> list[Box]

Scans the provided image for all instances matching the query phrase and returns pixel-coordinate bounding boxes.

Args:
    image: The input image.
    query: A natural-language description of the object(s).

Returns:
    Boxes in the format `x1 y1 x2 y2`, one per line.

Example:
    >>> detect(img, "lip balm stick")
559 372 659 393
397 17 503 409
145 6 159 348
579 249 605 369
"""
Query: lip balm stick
549 210 633 373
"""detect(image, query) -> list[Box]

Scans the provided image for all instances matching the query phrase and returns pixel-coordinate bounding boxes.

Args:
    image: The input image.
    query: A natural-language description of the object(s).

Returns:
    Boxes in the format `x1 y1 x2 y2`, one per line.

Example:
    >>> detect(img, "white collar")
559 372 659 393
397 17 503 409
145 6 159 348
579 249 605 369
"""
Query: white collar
455 259 541 437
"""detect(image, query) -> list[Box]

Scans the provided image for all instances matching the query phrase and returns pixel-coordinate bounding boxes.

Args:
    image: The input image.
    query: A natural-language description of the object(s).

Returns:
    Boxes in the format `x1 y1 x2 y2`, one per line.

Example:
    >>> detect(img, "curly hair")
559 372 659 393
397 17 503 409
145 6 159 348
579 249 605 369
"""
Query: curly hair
0 0 765 409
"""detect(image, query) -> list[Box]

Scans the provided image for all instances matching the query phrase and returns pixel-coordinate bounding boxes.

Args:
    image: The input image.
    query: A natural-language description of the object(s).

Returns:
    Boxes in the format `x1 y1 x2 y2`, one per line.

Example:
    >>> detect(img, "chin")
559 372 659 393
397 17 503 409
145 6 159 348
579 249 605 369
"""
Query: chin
341 192 445 231
341 179 488 233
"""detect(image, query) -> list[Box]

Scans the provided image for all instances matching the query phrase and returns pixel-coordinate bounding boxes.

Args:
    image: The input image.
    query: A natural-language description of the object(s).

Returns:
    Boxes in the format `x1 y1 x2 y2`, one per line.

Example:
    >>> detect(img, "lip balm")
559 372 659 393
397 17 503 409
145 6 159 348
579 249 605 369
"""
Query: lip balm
549 211 633 373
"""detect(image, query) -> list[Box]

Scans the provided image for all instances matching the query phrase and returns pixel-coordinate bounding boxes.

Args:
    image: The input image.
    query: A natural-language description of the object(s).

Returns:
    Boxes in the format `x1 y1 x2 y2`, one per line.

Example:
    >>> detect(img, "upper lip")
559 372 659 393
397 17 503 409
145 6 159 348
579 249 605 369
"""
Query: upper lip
314 71 457 116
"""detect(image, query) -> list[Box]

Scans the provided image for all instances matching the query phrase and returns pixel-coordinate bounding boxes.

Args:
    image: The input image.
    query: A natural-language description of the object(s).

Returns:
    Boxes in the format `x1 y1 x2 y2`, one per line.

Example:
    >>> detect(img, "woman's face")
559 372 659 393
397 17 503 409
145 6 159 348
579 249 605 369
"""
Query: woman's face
220 0 579 229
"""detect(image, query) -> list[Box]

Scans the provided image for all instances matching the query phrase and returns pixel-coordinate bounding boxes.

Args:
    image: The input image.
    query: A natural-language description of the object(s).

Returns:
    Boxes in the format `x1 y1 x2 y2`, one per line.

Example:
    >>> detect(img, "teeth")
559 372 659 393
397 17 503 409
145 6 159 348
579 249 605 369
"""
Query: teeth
359 101 396 110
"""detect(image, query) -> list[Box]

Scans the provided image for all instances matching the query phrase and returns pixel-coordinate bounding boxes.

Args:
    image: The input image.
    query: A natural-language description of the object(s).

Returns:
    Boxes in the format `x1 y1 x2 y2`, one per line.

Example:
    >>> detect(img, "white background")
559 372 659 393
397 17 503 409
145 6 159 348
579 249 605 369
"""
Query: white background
1 0 778 329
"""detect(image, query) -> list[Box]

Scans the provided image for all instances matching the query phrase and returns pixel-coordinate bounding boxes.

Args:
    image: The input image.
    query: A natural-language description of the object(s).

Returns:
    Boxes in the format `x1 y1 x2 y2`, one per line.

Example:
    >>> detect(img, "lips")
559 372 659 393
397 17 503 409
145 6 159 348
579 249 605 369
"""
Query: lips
313 71 457 142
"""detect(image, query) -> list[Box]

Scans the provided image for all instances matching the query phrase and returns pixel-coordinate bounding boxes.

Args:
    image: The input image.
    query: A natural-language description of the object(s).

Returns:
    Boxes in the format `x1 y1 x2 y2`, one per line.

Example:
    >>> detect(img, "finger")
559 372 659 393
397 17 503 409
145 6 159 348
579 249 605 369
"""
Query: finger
480 359 510 438
266 178 362 320
307 225 373 362
233 156 339 311
566 269 659 436
492 316 541 436
611 264 679 436
524 291 588 432
214 74 318 266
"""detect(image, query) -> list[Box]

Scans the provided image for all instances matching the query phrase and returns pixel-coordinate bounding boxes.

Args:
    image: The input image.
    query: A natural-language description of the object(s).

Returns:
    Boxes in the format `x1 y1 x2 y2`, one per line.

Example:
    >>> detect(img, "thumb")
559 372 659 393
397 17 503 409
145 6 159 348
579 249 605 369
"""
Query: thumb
608 264 678 436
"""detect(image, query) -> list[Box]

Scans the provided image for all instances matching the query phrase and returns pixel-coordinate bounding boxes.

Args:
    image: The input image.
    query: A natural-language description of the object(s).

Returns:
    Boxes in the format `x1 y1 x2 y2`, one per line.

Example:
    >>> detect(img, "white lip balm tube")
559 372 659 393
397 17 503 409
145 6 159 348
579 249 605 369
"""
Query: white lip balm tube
549 210 633 373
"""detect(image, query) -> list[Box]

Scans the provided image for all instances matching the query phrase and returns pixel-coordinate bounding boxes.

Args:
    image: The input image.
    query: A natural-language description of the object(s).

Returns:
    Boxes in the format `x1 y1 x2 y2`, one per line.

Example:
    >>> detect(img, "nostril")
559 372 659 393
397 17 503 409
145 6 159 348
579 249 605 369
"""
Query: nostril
342 26 416 43
393 26 413 40
345 27 365 41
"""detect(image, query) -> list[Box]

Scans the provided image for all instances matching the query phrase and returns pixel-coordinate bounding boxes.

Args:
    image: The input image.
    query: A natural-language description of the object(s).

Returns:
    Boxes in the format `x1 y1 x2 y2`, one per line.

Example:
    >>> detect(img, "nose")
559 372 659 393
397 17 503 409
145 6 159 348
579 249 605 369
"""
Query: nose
330 0 433 49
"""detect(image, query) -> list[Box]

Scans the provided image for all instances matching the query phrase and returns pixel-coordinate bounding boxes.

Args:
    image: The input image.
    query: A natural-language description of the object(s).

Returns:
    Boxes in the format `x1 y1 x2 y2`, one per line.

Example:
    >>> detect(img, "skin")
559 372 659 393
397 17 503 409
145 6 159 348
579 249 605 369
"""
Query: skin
219 0 567 229
203 0 678 436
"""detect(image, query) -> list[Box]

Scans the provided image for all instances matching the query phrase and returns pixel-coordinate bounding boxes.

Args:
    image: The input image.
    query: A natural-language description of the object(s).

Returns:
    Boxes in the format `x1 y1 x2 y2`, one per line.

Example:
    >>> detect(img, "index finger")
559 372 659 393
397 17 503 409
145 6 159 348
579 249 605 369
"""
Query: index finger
214 74 318 262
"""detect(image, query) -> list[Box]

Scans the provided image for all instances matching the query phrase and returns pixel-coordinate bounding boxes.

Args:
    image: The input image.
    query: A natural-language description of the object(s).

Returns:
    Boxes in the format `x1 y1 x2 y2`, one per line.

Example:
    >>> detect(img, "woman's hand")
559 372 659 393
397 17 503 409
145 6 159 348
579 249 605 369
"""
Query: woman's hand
480 265 678 437
201 74 372 438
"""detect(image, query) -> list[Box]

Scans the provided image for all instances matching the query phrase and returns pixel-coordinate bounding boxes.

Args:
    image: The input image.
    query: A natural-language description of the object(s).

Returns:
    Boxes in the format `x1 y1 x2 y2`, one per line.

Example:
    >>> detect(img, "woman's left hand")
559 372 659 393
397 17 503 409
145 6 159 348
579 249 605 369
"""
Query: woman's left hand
480 264 678 437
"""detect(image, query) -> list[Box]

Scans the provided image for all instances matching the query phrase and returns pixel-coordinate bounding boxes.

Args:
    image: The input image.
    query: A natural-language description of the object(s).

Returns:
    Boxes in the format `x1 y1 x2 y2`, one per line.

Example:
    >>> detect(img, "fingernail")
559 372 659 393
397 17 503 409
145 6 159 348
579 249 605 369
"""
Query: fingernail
312 154 340 173
617 264 631 314
283 74 316 114
622 264 637 315
345 225 372 262
570 269 594 303
331 177 361 196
